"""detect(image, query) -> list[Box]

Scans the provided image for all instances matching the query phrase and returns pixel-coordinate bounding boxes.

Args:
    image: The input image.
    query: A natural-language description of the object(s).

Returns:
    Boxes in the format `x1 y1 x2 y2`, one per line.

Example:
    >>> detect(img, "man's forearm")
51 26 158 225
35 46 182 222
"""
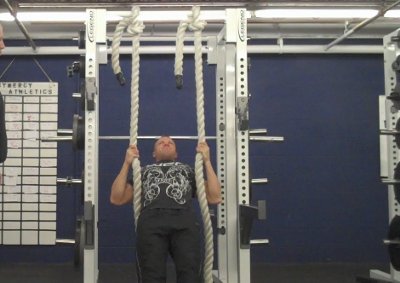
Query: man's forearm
110 161 131 204
204 160 222 204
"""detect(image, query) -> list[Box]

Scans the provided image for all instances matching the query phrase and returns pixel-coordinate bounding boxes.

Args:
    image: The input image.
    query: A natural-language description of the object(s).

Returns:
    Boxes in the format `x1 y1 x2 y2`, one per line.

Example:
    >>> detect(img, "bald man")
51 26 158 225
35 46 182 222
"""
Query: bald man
111 136 221 283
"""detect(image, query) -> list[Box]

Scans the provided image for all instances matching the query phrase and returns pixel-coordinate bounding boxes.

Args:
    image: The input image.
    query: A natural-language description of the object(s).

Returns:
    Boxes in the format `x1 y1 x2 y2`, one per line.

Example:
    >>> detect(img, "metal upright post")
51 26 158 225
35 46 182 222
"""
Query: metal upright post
214 36 229 282
231 9 251 283
83 9 107 283
373 28 400 283
212 8 250 283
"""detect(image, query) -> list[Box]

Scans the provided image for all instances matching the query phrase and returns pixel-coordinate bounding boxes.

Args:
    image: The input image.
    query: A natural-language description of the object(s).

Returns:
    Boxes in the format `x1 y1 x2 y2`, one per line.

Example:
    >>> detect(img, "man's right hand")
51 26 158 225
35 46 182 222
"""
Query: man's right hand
125 144 140 165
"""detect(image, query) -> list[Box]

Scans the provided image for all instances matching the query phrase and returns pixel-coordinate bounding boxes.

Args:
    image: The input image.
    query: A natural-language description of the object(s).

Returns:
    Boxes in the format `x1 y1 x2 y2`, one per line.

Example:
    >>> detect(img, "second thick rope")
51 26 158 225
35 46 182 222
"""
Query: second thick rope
111 6 144 227
175 6 213 283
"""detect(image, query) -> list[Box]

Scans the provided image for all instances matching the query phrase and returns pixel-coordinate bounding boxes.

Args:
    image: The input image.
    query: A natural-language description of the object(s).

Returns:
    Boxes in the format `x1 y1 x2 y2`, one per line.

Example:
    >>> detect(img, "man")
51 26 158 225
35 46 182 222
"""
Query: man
110 136 221 283
0 23 7 163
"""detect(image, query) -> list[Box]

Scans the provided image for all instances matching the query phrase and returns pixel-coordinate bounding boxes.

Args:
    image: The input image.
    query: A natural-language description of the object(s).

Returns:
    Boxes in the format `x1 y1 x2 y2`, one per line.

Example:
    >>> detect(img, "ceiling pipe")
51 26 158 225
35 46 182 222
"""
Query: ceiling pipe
14 1 392 8
325 0 400 51
1 0 37 51
16 2 252 9
0 44 383 56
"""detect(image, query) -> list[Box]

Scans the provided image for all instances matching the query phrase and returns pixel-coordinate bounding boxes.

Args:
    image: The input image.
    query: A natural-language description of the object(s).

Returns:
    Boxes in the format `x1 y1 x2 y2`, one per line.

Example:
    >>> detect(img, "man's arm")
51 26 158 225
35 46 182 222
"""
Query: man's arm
110 144 138 205
197 141 222 204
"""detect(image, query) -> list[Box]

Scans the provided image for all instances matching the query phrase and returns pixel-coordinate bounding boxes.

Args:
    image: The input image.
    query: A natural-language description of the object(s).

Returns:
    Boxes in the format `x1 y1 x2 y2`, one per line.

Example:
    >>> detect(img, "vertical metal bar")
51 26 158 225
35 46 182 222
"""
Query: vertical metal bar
216 40 228 282
83 9 106 283
220 8 251 283
225 9 240 281
225 43 239 283
384 32 400 281
234 8 251 283
379 96 388 178
381 29 400 282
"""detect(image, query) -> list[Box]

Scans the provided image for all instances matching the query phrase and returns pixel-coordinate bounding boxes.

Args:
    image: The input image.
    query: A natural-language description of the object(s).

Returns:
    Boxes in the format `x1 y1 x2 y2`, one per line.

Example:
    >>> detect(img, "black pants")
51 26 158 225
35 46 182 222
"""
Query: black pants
136 208 202 283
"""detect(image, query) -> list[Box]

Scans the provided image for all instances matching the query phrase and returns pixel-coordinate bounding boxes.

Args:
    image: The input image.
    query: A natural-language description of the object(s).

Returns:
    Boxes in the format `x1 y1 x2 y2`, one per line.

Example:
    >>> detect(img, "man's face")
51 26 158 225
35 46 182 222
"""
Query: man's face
0 25 5 54
153 136 178 162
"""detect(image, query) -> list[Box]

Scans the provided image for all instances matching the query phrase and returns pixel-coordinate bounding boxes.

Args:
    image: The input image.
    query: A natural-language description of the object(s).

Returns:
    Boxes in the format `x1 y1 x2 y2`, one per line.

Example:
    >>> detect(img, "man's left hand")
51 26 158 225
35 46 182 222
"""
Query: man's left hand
196 141 210 163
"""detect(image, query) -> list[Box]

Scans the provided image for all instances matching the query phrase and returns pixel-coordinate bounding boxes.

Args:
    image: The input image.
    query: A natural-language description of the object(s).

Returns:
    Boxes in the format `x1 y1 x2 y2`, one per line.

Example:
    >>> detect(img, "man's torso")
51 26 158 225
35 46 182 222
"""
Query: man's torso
140 161 196 210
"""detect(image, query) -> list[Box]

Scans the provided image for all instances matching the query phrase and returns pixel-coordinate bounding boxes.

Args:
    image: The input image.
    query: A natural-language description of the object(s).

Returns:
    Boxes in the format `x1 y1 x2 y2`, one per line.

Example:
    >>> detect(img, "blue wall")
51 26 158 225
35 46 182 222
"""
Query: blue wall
0 50 388 264
248 54 386 263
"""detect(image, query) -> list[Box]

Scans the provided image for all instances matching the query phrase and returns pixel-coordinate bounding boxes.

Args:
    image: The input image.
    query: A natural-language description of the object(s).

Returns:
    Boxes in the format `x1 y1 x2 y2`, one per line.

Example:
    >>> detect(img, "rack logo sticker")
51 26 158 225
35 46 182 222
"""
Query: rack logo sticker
88 10 95 43
238 9 246 42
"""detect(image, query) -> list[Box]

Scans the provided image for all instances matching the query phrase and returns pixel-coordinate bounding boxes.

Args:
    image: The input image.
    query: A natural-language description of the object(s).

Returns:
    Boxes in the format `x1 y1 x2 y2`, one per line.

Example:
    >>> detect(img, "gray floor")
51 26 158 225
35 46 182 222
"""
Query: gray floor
0 262 389 283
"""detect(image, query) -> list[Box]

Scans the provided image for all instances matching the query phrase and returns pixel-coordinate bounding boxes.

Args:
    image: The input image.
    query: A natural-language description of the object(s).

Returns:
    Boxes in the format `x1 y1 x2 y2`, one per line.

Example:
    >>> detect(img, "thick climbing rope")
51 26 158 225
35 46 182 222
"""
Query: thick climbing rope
111 6 145 227
175 7 214 283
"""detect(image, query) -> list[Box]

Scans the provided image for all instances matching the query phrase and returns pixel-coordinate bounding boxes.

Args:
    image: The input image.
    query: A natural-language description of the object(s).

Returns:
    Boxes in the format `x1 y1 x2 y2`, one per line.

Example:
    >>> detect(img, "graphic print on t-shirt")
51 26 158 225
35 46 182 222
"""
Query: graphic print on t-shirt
142 162 194 208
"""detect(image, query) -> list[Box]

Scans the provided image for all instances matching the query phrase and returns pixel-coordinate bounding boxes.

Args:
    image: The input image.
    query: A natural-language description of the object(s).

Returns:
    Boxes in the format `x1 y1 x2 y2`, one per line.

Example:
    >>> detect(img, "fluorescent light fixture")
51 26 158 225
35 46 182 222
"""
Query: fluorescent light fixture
0 10 232 22
107 10 228 21
0 12 85 22
255 9 378 19
384 10 400 18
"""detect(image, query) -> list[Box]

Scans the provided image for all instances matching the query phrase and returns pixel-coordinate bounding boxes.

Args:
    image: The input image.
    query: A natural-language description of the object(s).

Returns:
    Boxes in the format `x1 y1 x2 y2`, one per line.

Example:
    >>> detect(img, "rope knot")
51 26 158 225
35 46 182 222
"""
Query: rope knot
127 20 145 36
127 7 144 36
187 8 206 32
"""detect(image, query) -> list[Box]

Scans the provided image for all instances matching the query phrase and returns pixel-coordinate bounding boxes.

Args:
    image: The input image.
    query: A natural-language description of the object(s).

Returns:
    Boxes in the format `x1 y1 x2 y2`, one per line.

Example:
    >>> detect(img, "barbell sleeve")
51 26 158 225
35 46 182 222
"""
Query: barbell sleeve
42 136 73 142
249 129 267 135
250 239 270 245
56 239 76 244
57 177 83 185
72 93 82 99
384 239 400 245
250 136 284 142
57 129 73 135
380 129 400 135
251 178 268 184
381 178 400 184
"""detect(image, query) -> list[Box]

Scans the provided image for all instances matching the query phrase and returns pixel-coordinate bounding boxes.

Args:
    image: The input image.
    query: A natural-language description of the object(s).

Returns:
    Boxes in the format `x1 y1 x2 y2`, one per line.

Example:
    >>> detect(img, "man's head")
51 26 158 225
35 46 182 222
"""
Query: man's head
153 136 178 162
0 24 5 54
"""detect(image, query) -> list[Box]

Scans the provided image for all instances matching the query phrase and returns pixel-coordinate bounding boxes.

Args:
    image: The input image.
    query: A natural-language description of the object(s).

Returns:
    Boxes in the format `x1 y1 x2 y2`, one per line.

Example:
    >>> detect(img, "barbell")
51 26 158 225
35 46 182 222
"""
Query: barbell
43 125 284 151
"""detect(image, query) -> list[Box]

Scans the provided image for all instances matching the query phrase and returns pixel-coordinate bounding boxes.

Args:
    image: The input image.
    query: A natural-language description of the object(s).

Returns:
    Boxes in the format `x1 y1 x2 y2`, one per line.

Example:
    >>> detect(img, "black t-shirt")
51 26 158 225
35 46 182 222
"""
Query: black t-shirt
129 161 197 211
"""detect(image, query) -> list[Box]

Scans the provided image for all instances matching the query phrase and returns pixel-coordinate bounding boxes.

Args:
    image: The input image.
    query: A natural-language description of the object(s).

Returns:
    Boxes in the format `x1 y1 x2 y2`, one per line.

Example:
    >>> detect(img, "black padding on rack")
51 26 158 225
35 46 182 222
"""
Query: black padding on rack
388 215 400 270
394 163 400 204
72 114 85 151
74 216 82 268
393 55 400 72
389 84 400 102
395 119 400 149
0 93 7 163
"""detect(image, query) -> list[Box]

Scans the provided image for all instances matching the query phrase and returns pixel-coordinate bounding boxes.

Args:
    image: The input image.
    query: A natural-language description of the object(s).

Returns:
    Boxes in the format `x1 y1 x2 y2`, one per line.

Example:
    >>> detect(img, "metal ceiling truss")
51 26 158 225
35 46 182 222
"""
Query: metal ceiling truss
1 0 400 52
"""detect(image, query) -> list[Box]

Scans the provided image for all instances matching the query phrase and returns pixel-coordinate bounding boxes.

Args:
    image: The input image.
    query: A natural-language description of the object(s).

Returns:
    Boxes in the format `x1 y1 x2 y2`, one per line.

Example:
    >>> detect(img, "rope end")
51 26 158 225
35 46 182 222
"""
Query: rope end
116 72 126 86
175 75 183 89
